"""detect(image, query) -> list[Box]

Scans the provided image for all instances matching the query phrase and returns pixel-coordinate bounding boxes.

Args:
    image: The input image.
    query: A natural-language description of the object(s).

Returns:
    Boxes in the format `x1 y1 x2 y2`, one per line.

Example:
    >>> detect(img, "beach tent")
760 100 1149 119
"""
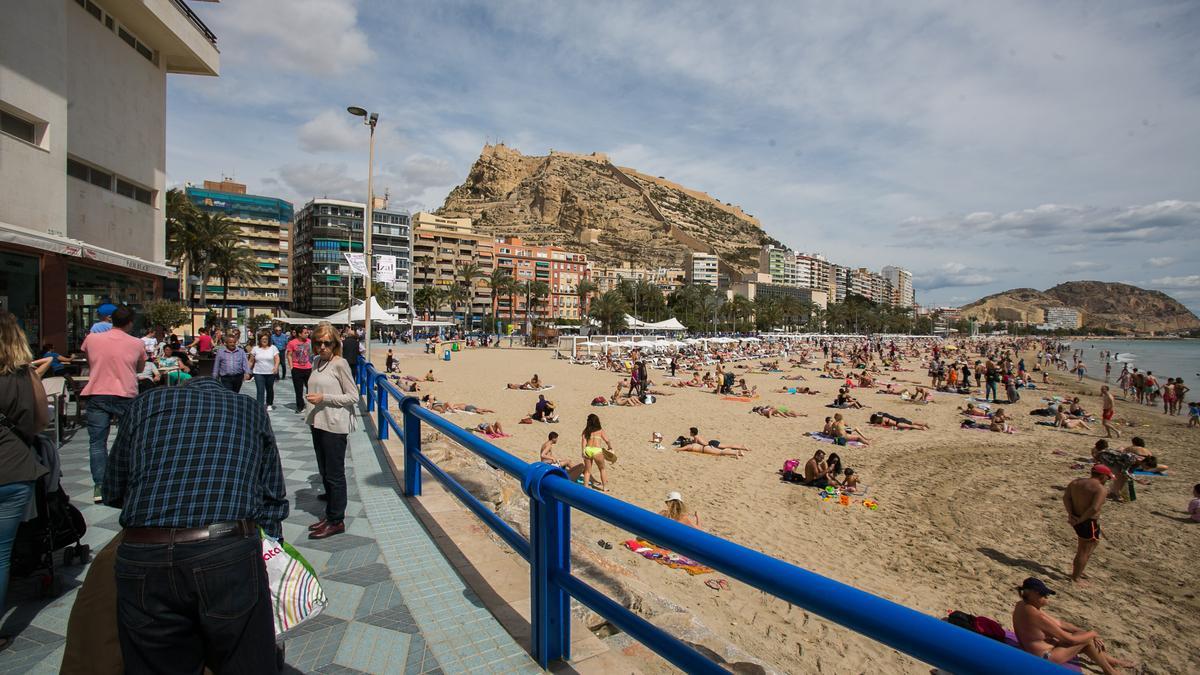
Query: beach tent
623 315 688 333
322 297 405 325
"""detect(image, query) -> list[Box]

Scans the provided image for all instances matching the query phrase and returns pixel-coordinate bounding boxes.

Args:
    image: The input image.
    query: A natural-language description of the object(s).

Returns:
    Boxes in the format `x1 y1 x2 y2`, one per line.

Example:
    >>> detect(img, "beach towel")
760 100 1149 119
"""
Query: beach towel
806 432 864 447
1133 470 1167 476
465 427 511 439
623 539 713 576
1002 630 1082 672
722 396 755 402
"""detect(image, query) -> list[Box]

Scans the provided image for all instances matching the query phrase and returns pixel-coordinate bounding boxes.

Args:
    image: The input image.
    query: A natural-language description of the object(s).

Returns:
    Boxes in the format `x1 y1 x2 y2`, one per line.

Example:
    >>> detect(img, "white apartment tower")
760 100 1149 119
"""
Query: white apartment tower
883 266 915 308
685 251 719 287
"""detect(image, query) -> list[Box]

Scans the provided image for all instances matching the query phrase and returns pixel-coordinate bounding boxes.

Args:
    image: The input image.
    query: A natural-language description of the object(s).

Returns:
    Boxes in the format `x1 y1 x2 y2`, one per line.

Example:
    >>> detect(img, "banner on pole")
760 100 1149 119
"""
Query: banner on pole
343 252 366 275
376 255 396 283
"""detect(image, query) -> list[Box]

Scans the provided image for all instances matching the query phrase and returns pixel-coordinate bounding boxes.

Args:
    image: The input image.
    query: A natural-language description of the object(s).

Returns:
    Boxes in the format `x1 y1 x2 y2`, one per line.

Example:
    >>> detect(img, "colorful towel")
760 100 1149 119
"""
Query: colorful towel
1133 470 1167 476
806 432 864 447
623 539 713 575
722 396 755 402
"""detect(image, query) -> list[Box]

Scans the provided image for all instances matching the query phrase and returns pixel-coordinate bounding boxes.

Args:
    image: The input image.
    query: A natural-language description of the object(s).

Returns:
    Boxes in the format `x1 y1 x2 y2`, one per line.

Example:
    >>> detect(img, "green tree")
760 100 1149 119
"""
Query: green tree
523 280 550 329
143 300 190 332
455 261 486 329
575 279 597 320
210 240 260 327
588 290 629 333
245 312 274 337
487 269 518 330
170 208 241 310
446 284 470 326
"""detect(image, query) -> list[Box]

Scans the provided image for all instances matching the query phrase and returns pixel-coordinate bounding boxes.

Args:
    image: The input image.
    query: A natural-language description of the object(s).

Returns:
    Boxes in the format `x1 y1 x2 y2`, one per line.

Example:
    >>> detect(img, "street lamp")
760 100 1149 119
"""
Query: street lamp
348 106 379 363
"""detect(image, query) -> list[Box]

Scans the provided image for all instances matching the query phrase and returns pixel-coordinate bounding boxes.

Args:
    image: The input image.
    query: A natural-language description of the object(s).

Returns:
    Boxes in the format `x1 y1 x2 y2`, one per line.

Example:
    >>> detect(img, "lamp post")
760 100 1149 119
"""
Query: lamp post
348 106 378 363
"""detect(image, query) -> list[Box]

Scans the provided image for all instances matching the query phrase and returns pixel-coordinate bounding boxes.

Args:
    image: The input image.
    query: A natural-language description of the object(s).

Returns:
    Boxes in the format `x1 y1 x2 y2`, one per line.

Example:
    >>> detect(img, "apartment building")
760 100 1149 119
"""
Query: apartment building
685 251 720 287
1 0 219 348
185 180 293 316
494 237 589 321
410 212 493 323
882 266 915 308
758 245 797 286
589 264 684 296
1042 306 1082 330
795 253 831 293
293 198 413 316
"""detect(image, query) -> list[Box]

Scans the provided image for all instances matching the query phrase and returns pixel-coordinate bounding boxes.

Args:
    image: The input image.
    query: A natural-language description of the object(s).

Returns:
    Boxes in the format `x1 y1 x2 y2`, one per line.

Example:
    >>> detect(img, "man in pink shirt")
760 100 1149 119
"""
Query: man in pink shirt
81 305 145 502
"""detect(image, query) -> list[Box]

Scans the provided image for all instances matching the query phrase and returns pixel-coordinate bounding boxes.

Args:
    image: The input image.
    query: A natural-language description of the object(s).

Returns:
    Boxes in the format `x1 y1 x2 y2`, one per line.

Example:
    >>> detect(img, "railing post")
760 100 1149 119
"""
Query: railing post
523 464 571 666
365 367 376 413
401 398 421 496
376 379 388 441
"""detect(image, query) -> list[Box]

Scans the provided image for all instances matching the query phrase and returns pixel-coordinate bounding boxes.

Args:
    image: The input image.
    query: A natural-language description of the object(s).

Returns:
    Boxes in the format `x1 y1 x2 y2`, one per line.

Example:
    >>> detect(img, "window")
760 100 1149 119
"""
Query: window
85 0 101 20
116 179 136 199
88 167 112 190
118 27 136 48
135 42 153 62
0 110 36 144
67 158 89 181
105 15 114 30
134 187 152 204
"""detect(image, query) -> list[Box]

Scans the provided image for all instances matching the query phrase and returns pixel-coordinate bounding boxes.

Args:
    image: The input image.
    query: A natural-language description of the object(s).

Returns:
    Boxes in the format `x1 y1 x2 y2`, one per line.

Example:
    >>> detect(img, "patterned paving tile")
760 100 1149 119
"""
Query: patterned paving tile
332 622 411 673
358 604 420 634
354 581 406 618
324 562 393 587
322 542 381 574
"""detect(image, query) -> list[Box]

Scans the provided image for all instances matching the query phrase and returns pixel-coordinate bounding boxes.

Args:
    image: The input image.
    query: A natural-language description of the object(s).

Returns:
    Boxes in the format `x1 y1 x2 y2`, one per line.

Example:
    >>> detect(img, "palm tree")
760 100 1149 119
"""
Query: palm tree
446 284 470 326
588 290 629 333
412 287 437 320
523 280 550 330
427 287 449 322
575 279 597 322
488 269 516 332
181 211 241 310
455 261 486 330
210 240 261 327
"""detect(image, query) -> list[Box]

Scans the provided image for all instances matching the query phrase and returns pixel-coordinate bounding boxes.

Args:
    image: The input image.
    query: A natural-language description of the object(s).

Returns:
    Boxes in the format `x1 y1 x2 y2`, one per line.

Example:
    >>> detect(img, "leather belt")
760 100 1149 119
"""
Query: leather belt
123 519 257 545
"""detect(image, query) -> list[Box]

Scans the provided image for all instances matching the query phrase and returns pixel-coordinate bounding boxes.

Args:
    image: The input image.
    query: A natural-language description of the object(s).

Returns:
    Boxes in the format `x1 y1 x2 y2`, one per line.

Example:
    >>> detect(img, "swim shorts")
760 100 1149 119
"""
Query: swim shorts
1103 408 1114 421
708 439 721 448
1073 519 1102 541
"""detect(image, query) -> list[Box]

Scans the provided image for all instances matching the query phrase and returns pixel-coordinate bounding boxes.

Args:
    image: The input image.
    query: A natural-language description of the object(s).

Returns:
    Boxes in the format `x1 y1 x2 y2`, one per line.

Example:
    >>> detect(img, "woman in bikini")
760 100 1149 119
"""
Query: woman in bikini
1054 409 1092 431
869 412 930 430
581 413 613 491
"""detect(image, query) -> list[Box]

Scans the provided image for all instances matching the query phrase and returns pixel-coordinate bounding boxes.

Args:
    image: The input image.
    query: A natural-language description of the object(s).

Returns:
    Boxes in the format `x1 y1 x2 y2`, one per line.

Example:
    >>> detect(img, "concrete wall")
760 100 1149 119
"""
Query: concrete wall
65 5 164 262
0 0 69 234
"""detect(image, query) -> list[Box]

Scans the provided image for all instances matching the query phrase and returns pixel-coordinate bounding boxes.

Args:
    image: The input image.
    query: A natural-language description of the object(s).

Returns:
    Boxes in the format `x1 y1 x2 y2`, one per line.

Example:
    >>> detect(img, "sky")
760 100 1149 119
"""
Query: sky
169 0 1200 313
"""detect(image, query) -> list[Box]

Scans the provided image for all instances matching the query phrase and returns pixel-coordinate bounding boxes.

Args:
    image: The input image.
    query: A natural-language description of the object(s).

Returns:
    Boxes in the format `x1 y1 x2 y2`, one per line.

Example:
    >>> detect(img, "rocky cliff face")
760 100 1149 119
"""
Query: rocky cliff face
438 145 780 272
962 281 1200 333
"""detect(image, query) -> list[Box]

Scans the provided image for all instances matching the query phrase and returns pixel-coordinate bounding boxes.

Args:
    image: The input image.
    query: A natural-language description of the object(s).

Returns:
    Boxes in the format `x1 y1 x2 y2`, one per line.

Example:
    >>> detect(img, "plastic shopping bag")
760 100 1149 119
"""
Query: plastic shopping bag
261 530 328 636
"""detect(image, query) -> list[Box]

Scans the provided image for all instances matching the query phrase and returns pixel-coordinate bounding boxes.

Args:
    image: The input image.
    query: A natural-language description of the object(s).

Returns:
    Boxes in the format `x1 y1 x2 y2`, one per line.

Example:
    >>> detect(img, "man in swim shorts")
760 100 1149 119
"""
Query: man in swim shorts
1100 385 1120 439
1063 465 1113 585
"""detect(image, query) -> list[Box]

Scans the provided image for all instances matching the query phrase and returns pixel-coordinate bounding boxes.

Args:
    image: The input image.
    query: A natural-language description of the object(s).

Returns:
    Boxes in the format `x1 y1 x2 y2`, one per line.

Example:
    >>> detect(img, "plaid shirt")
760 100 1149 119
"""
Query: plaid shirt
103 377 289 539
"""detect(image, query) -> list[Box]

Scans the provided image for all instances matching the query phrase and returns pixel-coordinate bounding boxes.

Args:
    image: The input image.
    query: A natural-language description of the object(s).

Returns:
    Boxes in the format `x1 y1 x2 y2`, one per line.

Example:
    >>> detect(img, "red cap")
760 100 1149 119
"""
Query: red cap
1091 464 1115 478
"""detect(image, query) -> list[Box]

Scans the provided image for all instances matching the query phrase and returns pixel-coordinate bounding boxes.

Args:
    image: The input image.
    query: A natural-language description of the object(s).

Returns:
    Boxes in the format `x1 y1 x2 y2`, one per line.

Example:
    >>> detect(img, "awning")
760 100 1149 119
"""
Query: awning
0 219 175 277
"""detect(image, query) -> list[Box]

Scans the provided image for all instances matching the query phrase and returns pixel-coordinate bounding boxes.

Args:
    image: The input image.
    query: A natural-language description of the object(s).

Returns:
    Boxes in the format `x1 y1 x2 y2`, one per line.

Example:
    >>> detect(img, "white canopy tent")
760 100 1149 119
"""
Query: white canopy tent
322 297 405 325
623 315 688 333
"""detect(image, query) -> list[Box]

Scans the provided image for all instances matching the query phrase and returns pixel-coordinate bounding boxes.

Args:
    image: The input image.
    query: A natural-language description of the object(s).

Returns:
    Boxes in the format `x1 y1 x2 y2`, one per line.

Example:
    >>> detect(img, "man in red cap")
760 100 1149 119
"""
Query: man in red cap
1063 465 1113 584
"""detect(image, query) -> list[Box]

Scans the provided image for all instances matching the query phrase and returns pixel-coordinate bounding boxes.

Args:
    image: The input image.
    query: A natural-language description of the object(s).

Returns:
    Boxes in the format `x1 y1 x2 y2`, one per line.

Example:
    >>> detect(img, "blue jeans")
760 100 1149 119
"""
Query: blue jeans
86 395 132 487
254 373 276 406
985 380 998 401
115 535 277 674
0 481 35 613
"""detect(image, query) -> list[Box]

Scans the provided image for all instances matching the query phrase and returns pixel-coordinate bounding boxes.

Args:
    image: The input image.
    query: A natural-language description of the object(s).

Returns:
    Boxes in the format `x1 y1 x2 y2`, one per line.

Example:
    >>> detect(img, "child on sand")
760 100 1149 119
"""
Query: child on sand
541 431 584 480
841 468 860 493
1188 401 1199 428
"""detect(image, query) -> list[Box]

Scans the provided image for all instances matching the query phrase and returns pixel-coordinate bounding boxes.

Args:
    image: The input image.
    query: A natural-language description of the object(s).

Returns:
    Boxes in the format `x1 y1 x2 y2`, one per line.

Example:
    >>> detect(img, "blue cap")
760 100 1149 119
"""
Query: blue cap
97 303 118 317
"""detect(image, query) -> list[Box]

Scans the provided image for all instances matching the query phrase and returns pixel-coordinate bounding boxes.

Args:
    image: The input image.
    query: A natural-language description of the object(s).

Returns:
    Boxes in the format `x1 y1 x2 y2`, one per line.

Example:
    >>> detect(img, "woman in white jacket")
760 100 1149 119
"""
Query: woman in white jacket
304 322 358 540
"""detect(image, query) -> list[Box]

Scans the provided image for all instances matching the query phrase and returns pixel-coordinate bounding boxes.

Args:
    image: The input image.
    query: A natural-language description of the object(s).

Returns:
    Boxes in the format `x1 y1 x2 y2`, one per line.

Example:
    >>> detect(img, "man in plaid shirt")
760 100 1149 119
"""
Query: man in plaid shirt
104 376 288 673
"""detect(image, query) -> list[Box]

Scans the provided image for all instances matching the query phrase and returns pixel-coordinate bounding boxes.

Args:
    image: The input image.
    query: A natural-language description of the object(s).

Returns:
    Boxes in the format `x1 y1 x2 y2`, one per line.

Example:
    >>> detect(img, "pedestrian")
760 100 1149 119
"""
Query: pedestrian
287 326 314 413
1063 465 1113 585
249 332 280 410
0 312 51 648
80 305 144 503
194 325 213 357
103 376 287 673
270 325 289 379
304 323 358 540
89 303 117 334
212 333 251 393
1100 385 1120 439
341 325 360 367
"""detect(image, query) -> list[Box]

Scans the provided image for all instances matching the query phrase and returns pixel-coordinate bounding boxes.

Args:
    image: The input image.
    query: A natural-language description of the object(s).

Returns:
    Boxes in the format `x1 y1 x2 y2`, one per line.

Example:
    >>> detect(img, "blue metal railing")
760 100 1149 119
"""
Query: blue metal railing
354 359 1063 674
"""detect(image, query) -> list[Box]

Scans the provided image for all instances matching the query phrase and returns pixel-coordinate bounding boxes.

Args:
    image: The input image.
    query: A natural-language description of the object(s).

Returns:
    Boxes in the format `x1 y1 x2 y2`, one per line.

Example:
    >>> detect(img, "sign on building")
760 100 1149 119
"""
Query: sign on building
376 255 396 283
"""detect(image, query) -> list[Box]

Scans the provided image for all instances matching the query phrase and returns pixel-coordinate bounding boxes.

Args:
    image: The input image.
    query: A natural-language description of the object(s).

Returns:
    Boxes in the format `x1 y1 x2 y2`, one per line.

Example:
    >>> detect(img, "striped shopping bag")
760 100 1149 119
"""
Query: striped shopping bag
261 530 328 635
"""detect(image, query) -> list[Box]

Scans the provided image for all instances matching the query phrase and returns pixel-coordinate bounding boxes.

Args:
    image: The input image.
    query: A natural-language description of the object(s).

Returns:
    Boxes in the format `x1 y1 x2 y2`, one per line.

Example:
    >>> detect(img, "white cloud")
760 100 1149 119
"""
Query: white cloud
1146 256 1177 268
298 111 364 153
1065 261 1107 272
905 201 1200 243
914 263 996 291
1149 275 1200 289
202 0 373 76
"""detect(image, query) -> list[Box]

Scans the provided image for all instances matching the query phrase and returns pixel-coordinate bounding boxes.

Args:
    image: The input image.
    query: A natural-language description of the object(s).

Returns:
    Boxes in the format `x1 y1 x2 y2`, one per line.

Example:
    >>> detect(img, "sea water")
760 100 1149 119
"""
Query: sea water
1065 339 1200 381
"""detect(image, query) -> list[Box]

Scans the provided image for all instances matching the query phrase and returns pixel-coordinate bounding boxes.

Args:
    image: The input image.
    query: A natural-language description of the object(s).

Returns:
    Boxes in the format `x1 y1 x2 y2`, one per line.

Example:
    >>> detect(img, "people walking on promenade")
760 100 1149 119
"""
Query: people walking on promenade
304 323 358 540
213 333 251 393
270 325 289 379
80 305 144 503
104 376 288 673
249 332 280 410
288 326 314 413
0 312 50 649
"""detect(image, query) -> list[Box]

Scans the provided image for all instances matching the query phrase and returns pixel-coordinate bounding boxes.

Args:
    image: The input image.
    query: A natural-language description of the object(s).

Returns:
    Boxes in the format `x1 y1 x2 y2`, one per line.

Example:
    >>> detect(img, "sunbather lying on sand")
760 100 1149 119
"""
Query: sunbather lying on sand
774 386 818 394
869 412 930 430
471 421 504 435
677 427 748 457
750 405 805 418
958 402 991 417
421 395 495 414
780 374 808 381
1055 409 1092 431
507 374 543 390
673 372 705 387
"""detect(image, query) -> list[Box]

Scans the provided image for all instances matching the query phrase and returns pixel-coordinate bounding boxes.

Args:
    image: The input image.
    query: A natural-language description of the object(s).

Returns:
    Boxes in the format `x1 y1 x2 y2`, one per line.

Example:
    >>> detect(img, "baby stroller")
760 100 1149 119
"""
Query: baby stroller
11 434 89 597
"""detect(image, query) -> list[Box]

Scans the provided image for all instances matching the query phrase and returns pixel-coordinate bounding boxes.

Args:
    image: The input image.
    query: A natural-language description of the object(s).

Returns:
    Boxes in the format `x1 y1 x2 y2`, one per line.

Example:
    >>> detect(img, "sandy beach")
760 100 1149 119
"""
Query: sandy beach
373 343 1198 673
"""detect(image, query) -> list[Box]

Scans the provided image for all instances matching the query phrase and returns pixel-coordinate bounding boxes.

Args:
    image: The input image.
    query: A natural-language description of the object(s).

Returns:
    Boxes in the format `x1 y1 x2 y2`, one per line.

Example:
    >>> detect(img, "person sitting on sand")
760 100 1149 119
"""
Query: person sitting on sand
701 371 715 388
659 491 701 528
822 416 835 435
833 387 864 409
803 450 833 487
831 413 870 445
610 380 643 406
507 373 543 390
899 385 934 403
989 407 1014 433
735 378 759 398
581 413 613 491
1068 397 1088 417
750 405 804 418
540 431 584 480
424 369 438 382
869 412 930 430
857 372 875 388
1012 577 1135 673
840 468 861 493
532 394 560 422
1055 409 1093 431
677 427 748 457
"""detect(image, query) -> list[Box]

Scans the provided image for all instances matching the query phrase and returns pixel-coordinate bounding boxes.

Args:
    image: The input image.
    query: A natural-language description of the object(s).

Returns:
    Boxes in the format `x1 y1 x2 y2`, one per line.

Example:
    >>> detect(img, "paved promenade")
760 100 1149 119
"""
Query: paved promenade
0 381 540 674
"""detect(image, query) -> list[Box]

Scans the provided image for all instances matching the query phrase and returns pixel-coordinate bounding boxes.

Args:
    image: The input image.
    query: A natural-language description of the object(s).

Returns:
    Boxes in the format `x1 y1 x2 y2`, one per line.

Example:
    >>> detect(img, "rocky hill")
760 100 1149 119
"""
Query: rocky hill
438 144 780 272
962 281 1200 333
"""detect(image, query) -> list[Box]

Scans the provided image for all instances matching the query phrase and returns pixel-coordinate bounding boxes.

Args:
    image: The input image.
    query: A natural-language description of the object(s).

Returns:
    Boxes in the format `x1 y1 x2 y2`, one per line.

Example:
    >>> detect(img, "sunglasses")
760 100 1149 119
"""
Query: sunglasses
314 340 337 347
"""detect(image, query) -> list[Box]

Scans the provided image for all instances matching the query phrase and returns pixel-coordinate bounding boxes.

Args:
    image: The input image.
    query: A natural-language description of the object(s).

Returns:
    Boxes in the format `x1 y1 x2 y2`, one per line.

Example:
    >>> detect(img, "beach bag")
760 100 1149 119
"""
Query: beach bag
261 530 327 636
973 615 1006 641
591 396 607 406
946 610 976 631
782 459 801 474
